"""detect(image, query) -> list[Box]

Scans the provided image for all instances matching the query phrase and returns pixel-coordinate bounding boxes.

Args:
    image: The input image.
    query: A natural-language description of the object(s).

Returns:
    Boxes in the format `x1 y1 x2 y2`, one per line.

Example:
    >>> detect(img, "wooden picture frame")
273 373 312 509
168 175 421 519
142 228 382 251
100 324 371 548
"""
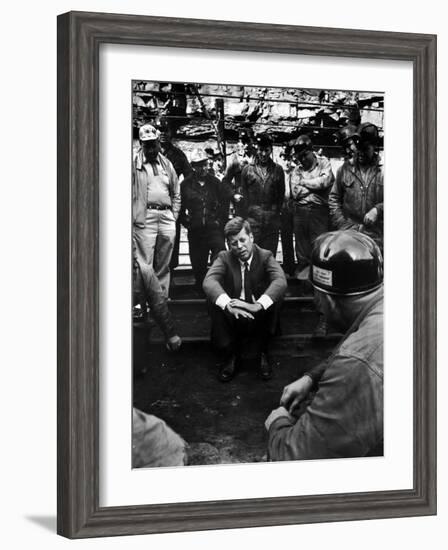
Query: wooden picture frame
57 11 437 538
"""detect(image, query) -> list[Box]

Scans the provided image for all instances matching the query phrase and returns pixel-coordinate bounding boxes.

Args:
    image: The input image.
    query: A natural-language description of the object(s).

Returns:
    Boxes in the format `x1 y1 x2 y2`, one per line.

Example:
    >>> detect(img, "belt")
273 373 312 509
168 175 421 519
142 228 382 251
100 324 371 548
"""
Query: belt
147 204 172 211
293 202 326 210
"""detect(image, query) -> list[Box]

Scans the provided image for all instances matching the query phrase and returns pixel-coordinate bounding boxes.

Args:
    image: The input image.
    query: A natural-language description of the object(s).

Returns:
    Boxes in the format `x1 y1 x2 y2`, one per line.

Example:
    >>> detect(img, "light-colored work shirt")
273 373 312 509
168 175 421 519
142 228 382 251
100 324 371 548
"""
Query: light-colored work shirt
290 154 334 207
144 158 173 207
132 150 181 227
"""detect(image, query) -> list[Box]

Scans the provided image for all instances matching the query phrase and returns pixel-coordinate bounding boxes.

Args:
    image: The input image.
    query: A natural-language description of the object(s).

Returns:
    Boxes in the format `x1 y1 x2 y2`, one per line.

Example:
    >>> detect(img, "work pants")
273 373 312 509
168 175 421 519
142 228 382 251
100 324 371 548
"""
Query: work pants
248 210 281 256
293 205 328 268
188 225 225 288
280 205 295 275
170 218 182 269
133 208 176 296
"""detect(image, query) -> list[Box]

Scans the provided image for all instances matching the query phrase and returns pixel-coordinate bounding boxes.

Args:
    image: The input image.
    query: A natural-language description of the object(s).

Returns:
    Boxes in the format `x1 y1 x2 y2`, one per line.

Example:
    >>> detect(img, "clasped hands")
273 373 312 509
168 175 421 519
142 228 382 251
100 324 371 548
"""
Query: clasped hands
225 299 263 320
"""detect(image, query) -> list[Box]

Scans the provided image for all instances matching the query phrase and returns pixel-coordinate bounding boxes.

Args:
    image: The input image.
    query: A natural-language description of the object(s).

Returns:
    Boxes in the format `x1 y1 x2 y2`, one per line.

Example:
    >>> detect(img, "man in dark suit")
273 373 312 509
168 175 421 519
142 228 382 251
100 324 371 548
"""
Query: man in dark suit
203 217 287 382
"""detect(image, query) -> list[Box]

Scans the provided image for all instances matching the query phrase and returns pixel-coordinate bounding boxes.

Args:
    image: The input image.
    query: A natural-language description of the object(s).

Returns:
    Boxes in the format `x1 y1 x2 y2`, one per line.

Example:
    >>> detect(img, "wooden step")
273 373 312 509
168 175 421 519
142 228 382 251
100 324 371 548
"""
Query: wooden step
135 303 337 343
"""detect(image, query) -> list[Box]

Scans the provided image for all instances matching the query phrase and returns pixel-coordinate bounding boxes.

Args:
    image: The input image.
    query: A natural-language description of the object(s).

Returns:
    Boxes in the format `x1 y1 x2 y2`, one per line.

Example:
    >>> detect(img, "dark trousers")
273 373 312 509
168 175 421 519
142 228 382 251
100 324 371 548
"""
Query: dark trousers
169 218 181 269
248 215 281 256
209 304 275 361
188 226 225 288
293 205 328 267
280 206 295 274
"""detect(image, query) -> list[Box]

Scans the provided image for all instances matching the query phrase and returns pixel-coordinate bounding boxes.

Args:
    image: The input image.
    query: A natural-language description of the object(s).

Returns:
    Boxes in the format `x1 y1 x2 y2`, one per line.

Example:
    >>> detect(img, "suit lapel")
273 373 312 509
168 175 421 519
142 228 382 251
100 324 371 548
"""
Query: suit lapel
250 246 260 285
230 253 242 298
248 245 261 298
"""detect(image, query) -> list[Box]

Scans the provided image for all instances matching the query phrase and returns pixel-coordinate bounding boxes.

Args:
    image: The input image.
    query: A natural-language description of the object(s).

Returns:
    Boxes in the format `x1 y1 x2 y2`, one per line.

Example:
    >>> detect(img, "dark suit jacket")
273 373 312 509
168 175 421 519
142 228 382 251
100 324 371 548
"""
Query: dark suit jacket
202 244 287 305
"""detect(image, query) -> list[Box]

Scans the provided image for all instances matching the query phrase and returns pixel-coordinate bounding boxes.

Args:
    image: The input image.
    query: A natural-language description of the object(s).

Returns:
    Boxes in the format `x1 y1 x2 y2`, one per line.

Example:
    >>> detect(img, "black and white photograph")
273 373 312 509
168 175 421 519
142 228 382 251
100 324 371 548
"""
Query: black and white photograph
131 80 384 468
2 0 441 544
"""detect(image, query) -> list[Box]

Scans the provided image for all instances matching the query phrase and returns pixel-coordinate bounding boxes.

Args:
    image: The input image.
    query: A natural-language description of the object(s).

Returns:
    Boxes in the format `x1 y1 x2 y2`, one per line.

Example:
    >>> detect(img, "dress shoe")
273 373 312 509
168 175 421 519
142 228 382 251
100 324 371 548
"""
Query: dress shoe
259 353 273 380
312 316 328 339
218 355 237 382
166 335 182 352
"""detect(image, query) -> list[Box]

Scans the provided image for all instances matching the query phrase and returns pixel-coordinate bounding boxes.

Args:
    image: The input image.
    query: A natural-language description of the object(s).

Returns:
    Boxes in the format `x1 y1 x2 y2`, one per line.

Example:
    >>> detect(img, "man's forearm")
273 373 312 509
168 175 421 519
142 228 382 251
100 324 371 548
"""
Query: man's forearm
256 294 273 310
374 202 384 218
302 172 333 191
303 360 327 386
215 293 231 310
172 197 181 219
269 355 383 461
329 199 353 230
268 416 300 462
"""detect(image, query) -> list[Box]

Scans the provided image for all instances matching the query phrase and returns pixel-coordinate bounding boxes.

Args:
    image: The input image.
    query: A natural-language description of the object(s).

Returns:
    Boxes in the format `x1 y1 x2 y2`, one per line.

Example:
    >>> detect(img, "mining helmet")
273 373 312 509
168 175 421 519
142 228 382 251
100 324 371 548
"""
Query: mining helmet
292 134 313 155
333 124 359 145
310 230 383 296
357 122 379 145
239 128 253 144
255 133 273 147
190 148 208 164
280 144 293 161
156 118 172 133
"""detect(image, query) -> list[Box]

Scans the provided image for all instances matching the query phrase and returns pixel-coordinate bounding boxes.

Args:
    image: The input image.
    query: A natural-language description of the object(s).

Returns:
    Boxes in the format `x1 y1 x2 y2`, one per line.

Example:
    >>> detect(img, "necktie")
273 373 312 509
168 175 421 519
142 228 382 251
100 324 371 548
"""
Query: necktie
243 262 253 303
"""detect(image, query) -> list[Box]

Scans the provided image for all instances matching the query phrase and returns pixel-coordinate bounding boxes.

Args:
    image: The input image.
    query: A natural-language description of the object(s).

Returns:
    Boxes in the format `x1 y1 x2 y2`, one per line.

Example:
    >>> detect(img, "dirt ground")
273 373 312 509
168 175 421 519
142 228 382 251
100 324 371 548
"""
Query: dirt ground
133 337 337 466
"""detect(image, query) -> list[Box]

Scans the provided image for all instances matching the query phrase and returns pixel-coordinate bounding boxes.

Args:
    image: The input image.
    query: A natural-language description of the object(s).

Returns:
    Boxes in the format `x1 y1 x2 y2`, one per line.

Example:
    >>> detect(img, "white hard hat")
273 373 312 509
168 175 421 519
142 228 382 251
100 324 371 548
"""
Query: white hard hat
139 124 160 142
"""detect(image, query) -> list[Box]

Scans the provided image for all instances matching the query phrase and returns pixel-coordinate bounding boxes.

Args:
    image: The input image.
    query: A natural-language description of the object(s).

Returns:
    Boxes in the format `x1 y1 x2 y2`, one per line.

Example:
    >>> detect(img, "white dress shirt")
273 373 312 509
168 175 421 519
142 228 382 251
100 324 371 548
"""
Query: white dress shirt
215 254 274 311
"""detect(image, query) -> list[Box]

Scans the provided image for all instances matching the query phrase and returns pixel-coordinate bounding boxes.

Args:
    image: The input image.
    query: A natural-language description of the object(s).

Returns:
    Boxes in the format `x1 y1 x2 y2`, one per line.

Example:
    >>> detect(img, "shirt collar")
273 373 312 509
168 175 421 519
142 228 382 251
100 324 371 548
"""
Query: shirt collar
134 148 162 170
193 172 207 185
255 157 274 170
147 155 161 166
295 153 318 173
239 254 253 268
352 153 382 171
161 142 173 152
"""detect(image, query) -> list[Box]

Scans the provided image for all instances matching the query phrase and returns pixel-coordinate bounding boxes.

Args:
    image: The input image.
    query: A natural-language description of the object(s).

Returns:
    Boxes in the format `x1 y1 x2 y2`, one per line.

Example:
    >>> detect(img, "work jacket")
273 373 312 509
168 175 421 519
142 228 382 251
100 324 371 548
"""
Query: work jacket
132 408 186 468
222 151 255 194
329 156 383 242
268 290 383 460
180 172 232 229
240 158 285 223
